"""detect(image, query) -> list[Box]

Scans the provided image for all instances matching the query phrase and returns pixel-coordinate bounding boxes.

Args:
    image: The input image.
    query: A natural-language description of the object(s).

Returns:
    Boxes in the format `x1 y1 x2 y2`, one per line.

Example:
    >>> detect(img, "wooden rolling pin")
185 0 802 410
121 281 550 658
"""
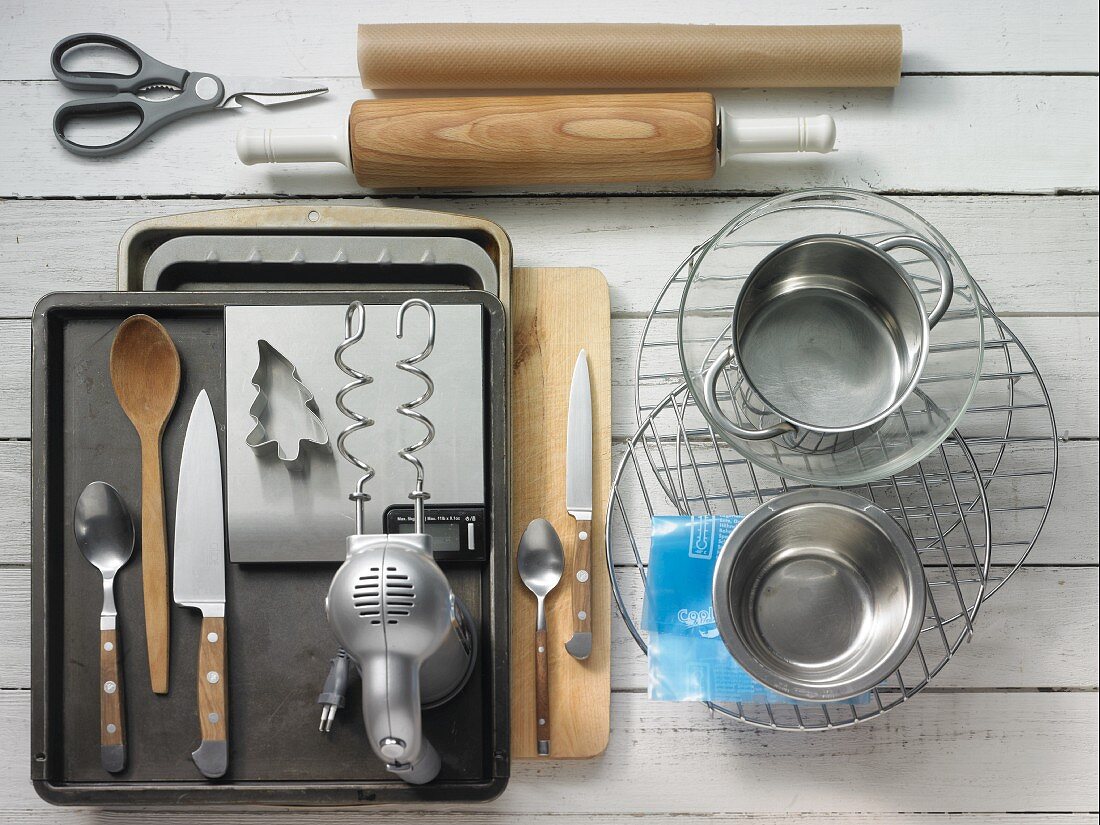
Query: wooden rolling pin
236 92 835 189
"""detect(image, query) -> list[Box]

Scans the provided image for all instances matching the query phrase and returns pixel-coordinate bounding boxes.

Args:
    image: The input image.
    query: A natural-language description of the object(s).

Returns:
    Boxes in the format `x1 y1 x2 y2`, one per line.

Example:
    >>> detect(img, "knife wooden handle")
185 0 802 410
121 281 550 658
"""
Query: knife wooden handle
535 625 550 756
567 519 593 656
140 435 170 695
348 92 717 188
193 615 228 778
99 628 126 773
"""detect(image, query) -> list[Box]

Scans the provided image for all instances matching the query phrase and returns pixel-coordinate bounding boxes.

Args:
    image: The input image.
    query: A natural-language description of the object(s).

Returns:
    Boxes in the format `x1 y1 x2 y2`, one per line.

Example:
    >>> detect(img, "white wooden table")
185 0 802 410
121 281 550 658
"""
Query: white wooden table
2 2 1097 821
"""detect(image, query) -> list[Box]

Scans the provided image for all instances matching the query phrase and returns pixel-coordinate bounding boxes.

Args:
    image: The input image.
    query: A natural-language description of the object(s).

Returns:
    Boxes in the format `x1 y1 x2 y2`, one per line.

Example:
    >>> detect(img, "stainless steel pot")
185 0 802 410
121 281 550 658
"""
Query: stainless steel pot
703 234 953 445
712 489 927 702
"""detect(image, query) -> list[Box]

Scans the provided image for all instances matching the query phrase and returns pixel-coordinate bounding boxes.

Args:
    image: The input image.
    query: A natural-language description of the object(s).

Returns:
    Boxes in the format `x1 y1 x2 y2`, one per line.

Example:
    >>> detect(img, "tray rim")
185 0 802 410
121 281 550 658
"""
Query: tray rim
141 233 500 294
116 204 514 310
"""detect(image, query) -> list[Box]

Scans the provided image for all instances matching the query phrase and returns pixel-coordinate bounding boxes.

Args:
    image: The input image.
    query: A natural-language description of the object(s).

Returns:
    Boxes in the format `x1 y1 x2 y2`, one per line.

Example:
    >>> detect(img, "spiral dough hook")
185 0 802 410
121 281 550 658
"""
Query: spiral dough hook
396 298 436 533
334 300 374 534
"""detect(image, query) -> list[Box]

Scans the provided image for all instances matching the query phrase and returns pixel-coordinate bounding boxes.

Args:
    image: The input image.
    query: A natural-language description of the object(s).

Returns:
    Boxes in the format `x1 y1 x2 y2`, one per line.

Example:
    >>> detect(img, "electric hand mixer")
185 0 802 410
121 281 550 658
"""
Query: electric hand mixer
322 299 476 785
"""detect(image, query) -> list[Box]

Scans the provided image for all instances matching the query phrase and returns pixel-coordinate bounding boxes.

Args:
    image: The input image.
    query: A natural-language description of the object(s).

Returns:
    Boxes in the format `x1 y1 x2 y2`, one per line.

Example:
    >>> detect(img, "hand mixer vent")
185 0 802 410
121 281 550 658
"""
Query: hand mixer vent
383 568 415 623
353 568 382 624
351 566 417 625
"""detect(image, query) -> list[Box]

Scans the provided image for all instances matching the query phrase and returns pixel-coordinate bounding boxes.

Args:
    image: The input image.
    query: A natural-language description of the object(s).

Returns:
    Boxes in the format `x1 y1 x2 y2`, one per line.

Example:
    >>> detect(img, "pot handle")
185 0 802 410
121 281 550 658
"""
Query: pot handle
702 347 796 440
876 235 954 328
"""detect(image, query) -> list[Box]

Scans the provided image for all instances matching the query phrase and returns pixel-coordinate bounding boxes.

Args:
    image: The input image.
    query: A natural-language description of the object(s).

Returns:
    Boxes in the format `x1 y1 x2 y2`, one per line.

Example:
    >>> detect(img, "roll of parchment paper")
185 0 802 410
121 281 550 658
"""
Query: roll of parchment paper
357 23 902 90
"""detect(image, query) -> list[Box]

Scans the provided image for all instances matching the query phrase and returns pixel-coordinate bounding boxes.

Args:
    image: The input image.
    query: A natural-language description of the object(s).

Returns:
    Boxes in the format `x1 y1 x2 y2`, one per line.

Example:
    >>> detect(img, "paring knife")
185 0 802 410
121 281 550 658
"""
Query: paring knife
564 350 594 660
173 389 229 779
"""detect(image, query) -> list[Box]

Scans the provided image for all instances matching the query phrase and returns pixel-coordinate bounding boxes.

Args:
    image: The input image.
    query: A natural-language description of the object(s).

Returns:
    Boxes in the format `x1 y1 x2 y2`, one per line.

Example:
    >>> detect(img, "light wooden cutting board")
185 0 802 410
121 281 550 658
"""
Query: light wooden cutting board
510 266 611 759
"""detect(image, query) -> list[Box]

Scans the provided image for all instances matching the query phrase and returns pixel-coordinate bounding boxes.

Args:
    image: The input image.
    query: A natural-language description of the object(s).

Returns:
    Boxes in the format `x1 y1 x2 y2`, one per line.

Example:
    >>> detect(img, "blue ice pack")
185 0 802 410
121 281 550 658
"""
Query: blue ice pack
645 514 870 705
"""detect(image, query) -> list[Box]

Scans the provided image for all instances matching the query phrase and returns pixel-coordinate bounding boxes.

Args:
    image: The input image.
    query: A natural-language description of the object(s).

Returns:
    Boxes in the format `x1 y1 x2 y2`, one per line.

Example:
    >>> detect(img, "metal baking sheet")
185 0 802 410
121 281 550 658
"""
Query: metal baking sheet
144 234 499 294
30 291 509 806
224 304 486 563
115 205 514 312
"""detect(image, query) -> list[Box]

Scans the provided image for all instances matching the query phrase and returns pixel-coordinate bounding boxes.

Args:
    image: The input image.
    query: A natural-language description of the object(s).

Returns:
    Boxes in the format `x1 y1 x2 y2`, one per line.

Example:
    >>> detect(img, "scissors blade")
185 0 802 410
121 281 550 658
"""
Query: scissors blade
216 76 329 108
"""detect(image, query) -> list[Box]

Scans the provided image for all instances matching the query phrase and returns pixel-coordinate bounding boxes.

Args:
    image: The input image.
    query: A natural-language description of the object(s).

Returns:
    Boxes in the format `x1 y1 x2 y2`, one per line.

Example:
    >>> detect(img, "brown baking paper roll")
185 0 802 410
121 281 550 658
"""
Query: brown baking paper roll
357 23 902 90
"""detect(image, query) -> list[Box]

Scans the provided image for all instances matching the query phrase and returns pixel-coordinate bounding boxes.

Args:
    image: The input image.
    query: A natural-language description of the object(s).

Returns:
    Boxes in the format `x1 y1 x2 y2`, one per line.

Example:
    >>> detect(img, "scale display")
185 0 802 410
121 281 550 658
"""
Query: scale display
384 505 488 562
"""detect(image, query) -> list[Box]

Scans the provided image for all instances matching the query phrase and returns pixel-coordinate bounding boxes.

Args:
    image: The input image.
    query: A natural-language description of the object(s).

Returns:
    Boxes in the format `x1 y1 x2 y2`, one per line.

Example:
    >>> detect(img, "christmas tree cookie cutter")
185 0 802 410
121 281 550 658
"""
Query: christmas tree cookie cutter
245 339 330 471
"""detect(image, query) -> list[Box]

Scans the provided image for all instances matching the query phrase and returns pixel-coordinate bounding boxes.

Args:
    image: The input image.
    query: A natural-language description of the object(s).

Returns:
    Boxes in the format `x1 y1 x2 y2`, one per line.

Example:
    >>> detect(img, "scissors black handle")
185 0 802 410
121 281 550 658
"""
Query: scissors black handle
51 33 223 157
51 33 188 91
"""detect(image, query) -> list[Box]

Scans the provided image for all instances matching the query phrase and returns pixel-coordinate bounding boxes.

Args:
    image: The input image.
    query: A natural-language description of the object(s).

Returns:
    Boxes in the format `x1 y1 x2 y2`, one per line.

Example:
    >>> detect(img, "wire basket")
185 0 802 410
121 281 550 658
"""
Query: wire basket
610 192 1059 729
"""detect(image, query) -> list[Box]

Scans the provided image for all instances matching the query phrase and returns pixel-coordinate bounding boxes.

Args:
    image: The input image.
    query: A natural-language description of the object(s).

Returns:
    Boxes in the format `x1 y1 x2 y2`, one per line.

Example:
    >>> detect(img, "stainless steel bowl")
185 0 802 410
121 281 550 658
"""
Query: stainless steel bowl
712 489 926 702
679 191 986 487
703 233 954 444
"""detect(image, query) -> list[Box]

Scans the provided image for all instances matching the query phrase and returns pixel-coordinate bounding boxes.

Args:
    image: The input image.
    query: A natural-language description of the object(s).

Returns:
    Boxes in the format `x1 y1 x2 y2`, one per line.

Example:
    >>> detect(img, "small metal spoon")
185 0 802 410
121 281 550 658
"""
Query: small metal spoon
517 518 565 756
74 481 135 774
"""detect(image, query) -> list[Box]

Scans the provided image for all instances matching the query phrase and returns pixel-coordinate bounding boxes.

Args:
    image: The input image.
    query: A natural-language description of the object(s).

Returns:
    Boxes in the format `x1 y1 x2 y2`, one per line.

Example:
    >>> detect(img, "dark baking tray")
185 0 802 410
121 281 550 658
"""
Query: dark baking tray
30 291 509 806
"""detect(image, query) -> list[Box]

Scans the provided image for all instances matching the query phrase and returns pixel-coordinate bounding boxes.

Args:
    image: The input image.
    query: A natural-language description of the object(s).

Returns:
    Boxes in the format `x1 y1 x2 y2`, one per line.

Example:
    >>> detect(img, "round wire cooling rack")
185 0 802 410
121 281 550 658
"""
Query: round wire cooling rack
633 230 1058 602
611 191 1060 729
607 383 992 730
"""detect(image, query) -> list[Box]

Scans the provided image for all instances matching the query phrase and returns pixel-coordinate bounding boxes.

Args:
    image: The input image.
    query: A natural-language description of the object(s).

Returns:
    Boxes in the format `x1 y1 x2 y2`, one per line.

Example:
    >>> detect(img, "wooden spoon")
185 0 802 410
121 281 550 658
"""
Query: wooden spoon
109 315 181 695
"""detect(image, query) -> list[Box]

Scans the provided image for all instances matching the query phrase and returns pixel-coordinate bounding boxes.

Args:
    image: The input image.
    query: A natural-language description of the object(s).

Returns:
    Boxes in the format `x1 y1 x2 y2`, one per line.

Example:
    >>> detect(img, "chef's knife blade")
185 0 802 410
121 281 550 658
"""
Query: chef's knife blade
173 388 229 779
174 389 225 611
564 350 593 660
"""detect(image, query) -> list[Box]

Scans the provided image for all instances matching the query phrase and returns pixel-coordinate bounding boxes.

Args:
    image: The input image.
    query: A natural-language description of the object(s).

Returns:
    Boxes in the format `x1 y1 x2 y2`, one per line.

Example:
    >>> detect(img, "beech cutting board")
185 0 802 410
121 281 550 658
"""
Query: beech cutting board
510 266 611 759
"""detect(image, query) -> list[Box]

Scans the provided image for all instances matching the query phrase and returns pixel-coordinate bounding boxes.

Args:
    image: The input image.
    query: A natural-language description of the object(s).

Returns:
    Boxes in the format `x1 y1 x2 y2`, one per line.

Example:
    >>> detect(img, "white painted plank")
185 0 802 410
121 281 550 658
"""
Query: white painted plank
995 317 1100 436
1 77 1097 196
0 815 1094 825
0 323 30 435
0 569 29 684
3 566 1096 690
2 0 1096 79
0 441 30 564
1 196 1097 318
5 314 1095 438
0 691 1096 813
0 816 1095 825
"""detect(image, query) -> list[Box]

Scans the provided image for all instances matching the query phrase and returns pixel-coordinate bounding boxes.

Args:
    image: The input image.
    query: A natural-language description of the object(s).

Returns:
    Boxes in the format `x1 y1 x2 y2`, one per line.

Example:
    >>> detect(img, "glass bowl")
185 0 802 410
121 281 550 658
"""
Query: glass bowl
678 189 984 486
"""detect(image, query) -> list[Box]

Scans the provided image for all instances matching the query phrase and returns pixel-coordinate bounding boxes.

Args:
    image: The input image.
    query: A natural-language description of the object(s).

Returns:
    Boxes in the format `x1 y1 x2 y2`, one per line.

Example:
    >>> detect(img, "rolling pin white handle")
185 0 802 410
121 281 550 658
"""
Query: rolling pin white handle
720 113 836 161
236 123 351 168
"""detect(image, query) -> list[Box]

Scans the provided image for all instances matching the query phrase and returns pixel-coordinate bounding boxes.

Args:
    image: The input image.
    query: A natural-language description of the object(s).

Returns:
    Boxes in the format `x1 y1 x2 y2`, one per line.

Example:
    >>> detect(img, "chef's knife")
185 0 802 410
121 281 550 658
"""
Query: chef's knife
173 389 228 779
564 350 593 660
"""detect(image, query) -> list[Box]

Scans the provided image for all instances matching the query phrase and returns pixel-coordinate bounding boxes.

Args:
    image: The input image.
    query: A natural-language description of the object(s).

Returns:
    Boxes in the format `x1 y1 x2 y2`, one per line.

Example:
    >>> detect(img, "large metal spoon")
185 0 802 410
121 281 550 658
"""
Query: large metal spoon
109 314 180 695
517 518 565 756
74 481 135 774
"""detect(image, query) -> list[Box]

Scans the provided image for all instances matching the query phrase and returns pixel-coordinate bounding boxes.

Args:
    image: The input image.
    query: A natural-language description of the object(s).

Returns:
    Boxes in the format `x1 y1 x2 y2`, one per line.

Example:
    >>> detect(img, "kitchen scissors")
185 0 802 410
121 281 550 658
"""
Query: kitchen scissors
51 33 328 157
